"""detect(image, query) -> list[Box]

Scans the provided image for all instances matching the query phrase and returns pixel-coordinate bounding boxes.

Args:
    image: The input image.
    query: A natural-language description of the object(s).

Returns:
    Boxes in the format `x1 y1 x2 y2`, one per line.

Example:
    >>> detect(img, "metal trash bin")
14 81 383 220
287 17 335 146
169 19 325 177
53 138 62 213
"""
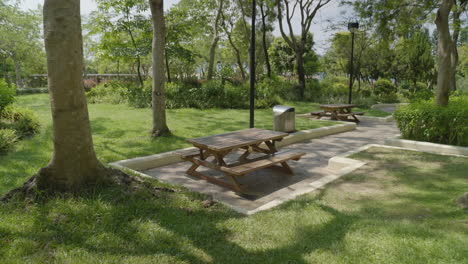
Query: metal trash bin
273 105 295 133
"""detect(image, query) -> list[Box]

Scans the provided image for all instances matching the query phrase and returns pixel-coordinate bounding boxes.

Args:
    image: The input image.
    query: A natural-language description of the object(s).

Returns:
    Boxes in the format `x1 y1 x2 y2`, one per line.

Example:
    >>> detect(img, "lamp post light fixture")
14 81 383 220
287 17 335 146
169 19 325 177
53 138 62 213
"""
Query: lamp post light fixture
347 22 359 104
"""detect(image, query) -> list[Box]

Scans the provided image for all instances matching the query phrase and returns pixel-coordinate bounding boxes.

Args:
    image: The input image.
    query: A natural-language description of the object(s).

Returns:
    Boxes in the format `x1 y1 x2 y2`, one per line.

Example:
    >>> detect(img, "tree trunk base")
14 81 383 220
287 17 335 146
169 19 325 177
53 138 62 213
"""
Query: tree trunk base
151 128 171 138
0 167 173 203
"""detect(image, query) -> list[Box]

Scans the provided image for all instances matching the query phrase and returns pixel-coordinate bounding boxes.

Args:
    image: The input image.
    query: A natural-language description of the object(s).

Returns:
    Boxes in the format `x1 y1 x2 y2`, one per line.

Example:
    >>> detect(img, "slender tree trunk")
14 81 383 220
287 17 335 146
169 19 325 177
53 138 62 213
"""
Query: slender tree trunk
13 56 23 88
358 74 361 92
435 0 454 106
207 0 224 80
37 0 108 191
165 51 172 83
221 11 246 81
149 0 170 137
238 0 250 40
135 55 144 86
123 6 144 87
117 59 120 80
260 2 272 78
229 36 246 80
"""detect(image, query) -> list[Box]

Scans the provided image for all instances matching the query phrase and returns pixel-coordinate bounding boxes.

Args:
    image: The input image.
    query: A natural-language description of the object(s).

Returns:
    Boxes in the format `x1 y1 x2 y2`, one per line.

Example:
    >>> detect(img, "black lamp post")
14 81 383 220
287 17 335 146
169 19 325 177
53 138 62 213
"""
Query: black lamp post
347 22 359 104
249 0 256 128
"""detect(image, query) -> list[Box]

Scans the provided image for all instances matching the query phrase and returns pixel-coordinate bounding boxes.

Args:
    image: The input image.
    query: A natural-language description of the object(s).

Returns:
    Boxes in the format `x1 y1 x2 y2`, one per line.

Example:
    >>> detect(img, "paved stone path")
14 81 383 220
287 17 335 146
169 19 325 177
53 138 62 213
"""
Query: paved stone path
143 120 399 214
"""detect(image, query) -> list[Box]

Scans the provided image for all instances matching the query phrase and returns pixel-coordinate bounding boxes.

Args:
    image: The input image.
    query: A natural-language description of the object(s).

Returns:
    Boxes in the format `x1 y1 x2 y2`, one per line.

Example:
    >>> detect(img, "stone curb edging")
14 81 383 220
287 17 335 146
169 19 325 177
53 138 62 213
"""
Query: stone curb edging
384 136 468 157
109 122 357 172
358 115 394 123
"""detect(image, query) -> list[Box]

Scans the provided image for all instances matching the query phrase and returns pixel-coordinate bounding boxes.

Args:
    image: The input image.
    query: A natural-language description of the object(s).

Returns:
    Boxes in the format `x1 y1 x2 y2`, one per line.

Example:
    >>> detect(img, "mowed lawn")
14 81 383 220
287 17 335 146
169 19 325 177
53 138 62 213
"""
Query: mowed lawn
0 94 338 194
0 144 467 263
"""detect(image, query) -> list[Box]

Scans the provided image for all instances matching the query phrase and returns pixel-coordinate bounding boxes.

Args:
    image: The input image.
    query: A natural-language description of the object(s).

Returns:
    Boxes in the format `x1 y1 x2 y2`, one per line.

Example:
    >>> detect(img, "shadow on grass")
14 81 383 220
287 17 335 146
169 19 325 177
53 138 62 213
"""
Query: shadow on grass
3 187 356 263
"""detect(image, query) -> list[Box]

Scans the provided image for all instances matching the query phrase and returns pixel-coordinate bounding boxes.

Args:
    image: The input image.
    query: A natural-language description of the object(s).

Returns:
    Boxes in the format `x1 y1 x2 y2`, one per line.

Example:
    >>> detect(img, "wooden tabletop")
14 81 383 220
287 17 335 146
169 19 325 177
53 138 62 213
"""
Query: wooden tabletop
320 104 356 110
186 128 288 152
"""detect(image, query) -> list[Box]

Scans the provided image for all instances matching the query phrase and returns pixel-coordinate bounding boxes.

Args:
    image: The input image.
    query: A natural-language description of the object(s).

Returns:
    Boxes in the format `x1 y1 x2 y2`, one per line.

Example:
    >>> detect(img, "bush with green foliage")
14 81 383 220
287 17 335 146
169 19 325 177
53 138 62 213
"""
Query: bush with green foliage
394 96 468 147
0 128 17 153
319 76 349 97
0 78 16 113
86 80 129 105
165 80 281 109
129 81 152 108
0 106 40 138
399 82 433 102
373 78 398 103
15 87 49 95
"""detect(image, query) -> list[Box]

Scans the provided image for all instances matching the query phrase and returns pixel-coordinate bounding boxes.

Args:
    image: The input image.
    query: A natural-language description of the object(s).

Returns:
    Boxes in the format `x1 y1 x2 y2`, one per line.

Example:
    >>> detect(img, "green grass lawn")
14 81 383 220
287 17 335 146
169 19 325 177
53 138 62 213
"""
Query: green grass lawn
1 147 466 263
0 94 337 194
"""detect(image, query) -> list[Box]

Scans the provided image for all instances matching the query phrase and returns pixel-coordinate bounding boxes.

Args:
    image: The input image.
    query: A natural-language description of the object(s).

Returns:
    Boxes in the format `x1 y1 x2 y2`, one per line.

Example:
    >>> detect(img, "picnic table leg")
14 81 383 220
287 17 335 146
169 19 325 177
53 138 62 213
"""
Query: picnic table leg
187 163 199 175
185 157 242 192
280 162 293 174
330 110 338 120
226 174 242 192
352 114 360 123
265 140 278 154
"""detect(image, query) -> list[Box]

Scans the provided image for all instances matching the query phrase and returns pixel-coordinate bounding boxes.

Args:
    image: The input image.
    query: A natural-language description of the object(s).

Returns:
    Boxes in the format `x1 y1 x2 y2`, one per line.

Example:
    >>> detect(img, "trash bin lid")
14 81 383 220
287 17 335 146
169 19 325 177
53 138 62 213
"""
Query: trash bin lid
273 105 295 113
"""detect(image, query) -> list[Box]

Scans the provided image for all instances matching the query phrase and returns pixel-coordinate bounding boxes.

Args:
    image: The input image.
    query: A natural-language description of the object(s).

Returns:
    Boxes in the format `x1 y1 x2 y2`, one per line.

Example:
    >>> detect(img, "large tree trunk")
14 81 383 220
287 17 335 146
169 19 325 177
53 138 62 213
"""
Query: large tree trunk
207 0 224 80
449 0 466 91
37 0 108 191
295 46 306 99
149 0 170 137
435 0 454 106
260 2 272 78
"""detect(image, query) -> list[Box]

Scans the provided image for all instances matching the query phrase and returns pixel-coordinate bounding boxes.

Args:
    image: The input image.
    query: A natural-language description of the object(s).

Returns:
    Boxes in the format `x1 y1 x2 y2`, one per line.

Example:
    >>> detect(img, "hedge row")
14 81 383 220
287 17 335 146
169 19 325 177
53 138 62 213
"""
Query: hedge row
394 96 468 147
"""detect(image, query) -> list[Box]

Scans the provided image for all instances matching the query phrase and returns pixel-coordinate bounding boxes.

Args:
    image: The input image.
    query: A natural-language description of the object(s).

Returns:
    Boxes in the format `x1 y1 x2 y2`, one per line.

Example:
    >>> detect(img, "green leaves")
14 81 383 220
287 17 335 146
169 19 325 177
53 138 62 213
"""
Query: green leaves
0 79 15 113
394 95 468 146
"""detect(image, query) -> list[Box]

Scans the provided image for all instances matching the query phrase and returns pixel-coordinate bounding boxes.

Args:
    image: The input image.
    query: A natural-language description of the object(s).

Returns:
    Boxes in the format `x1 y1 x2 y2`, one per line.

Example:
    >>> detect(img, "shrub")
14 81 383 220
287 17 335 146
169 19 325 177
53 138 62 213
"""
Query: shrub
407 89 434 102
86 80 128 105
373 78 398 103
83 79 98 91
394 96 468 147
374 78 396 95
0 78 15 113
0 128 17 153
15 88 48 95
320 76 349 97
128 80 151 108
165 80 279 109
399 82 433 102
1 106 40 138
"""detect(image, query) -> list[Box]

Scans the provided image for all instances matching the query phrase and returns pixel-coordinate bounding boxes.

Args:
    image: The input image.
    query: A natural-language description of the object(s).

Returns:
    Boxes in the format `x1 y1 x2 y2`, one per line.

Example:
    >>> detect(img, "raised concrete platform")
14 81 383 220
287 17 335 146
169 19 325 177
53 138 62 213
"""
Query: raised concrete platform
110 122 356 171
111 121 399 215
385 136 468 157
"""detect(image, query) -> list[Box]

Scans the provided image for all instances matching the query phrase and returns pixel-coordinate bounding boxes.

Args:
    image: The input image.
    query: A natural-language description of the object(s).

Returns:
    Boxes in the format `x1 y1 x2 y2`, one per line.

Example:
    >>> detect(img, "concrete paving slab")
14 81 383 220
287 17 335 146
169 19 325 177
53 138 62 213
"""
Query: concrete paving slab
142 121 399 214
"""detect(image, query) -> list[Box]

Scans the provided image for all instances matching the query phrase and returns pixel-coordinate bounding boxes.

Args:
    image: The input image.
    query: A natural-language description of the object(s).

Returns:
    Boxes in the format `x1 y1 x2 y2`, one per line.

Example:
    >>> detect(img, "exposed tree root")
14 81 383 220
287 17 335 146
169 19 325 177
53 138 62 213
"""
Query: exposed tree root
151 128 171 138
0 168 174 203
456 192 468 209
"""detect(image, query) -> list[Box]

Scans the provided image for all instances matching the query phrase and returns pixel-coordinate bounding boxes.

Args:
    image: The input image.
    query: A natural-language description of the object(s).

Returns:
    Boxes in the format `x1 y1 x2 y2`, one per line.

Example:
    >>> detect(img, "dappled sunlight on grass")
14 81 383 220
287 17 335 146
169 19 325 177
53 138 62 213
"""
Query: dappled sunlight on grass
0 96 466 263
0 94 335 194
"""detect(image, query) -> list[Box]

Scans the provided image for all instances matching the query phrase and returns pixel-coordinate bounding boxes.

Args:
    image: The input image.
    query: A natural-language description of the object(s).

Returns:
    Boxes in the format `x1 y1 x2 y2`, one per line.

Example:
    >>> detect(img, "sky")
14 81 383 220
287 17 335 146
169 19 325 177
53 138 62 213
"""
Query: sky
20 0 353 55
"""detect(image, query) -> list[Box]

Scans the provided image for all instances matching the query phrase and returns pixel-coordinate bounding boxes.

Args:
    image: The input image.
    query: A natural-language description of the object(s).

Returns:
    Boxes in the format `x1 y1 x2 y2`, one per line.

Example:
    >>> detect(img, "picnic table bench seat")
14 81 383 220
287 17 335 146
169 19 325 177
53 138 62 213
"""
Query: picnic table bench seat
181 128 305 193
220 150 305 176
337 111 364 117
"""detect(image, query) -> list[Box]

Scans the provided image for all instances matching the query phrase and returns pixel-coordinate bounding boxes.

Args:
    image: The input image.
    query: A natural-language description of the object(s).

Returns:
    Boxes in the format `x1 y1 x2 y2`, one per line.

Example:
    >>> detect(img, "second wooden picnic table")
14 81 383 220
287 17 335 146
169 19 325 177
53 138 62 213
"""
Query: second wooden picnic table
318 104 364 122
181 128 305 192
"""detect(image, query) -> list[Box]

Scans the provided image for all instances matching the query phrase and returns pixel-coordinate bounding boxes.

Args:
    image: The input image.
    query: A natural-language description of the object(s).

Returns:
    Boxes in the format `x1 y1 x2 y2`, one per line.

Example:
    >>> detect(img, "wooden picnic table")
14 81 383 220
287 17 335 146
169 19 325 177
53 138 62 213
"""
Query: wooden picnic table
181 128 305 192
317 104 364 122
